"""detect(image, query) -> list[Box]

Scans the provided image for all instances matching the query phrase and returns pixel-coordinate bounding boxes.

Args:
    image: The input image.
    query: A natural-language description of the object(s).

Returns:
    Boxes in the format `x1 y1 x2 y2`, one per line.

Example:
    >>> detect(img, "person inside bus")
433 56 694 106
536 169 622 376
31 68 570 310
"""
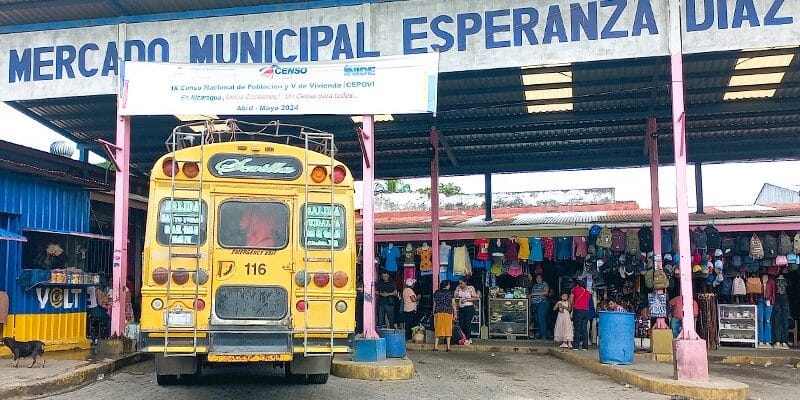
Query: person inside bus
376 271 398 328
239 205 278 247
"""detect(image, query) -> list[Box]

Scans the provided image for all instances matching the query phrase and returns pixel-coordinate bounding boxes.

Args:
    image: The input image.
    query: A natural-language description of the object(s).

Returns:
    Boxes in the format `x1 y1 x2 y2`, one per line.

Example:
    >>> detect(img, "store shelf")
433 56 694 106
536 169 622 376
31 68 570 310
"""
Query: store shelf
488 298 529 339
718 304 757 347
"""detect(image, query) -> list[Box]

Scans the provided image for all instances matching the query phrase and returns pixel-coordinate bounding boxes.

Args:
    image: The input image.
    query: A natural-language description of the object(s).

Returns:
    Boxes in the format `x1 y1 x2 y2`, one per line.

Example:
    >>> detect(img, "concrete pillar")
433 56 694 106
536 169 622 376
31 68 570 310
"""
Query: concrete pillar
111 113 130 336
360 116 378 339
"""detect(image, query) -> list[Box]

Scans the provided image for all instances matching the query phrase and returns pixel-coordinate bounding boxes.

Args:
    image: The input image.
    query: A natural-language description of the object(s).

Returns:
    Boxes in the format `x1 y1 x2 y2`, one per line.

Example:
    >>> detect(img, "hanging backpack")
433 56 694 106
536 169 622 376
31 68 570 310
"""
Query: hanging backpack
794 232 800 254
749 234 764 260
732 276 746 296
778 232 793 255
671 227 679 251
762 234 778 259
597 227 613 249
691 228 708 252
611 228 626 252
653 269 669 290
661 228 673 254
720 236 735 256
626 230 640 256
704 225 721 251
719 276 733 296
735 234 750 256
644 268 655 289
638 226 653 254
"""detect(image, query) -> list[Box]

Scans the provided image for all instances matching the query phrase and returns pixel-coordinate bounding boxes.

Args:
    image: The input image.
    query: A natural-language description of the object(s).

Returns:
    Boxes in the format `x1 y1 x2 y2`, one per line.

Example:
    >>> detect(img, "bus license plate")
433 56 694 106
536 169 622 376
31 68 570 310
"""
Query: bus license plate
165 312 193 327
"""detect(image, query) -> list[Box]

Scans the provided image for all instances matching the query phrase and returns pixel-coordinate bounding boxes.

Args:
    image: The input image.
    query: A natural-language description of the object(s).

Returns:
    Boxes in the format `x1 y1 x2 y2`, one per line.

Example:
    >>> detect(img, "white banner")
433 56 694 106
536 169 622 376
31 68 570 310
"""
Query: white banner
120 53 438 116
0 0 797 101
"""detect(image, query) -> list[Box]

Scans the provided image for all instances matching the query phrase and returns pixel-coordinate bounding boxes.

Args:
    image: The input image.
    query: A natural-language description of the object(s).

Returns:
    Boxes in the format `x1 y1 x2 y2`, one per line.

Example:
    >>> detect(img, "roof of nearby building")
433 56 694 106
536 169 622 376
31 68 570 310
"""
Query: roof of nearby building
755 183 800 205
357 202 800 234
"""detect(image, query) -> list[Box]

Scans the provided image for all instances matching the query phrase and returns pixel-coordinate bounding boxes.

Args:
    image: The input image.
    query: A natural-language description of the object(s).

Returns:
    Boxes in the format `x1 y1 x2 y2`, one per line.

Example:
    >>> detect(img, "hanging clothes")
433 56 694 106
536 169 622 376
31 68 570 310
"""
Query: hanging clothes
555 237 573 260
474 238 490 260
541 237 555 260
518 237 530 260
696 293 719 350
528 237 544 262
417 246 433 273
573 236 588 259
439 242 452 266
453 246 470 276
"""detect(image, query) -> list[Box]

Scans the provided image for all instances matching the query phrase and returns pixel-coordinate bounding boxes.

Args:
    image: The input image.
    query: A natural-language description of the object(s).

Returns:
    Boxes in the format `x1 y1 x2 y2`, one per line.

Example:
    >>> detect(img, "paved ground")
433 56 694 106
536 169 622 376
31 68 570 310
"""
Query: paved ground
710 361 800 400
41 352 666 400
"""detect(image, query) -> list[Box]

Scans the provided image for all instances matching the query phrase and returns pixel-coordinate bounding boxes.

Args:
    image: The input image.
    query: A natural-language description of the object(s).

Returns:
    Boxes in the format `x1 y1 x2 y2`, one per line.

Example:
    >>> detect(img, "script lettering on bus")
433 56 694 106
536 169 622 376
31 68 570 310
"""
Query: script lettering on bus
214 158 296 175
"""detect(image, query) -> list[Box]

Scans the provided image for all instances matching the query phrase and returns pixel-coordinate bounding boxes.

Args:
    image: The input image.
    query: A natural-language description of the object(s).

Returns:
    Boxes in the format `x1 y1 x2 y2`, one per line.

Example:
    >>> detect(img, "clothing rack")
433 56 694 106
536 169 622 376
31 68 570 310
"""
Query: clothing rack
697 293 719 350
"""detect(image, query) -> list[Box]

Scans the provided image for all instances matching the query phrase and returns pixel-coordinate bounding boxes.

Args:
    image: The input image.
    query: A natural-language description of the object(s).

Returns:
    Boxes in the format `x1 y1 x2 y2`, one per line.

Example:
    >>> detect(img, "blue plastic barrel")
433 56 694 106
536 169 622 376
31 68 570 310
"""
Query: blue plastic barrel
378 328 407 358
352 336 386 362
598 311 635 365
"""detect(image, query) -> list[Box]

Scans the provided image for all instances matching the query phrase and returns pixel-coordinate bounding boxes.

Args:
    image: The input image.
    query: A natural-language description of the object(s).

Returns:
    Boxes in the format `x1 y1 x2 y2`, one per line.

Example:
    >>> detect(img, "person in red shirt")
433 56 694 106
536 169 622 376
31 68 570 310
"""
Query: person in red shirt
669 294 699 338
569 281 591 350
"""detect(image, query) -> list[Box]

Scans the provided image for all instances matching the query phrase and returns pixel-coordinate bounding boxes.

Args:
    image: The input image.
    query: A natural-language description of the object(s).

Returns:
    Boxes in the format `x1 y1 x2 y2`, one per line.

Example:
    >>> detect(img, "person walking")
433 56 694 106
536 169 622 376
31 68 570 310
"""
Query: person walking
433 281 457 351
454 278 478 345
529 274 550 340
569 281 591 351
402 279 419 341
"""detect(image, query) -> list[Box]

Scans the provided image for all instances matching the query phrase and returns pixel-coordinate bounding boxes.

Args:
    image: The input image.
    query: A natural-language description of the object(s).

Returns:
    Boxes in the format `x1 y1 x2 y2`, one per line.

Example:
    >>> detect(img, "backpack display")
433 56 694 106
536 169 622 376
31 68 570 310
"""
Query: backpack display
794 232 800 254
638 226 653 254
671 228 679 251
720 236 735 255
749 234 764 260
661 228 673 254
597 227 613 249
589 224 602 237
762 234 778 259
626 230 640 256
732 276 746 296
735 234 750 256
653 269 669 290
720 276 733 296
644 269 655 289
704 225 721 250
691 228 708 252
778 232 793 255
611 229 626 252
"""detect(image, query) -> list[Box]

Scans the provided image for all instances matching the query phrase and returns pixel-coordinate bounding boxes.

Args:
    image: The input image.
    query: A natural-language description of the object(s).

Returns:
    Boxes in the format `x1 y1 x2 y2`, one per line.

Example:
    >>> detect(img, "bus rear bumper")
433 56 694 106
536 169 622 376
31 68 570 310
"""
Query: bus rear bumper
140 331 353 357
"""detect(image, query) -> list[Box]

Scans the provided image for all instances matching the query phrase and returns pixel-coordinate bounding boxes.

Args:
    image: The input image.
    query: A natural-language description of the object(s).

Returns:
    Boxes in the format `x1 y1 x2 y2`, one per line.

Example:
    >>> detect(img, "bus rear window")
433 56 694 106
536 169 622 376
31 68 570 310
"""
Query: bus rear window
157 199 207 246
218 201 289 249
301 204 346 250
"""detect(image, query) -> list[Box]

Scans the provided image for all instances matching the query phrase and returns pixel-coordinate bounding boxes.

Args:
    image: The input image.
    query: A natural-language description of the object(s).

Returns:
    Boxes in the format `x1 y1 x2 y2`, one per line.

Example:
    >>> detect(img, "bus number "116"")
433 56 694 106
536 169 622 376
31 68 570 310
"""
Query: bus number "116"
245 263 267 275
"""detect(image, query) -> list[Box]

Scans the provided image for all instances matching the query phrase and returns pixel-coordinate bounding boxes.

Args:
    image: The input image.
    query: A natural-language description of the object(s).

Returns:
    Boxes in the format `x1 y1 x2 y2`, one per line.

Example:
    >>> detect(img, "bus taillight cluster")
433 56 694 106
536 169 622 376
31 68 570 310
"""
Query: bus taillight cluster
310 165 347 184
295 270 348 288
162 158 200 178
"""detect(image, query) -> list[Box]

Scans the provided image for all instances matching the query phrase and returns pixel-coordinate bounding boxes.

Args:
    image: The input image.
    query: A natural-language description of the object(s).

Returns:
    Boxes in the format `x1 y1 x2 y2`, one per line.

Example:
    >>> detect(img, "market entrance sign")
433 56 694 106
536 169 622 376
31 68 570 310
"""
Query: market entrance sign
1 0 798 101
120 53 438 115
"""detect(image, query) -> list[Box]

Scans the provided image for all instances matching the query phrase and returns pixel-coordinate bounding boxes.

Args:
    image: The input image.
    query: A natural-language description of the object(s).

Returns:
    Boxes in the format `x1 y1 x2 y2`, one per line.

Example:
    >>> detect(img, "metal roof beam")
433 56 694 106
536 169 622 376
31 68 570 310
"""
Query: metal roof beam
0 0 101 12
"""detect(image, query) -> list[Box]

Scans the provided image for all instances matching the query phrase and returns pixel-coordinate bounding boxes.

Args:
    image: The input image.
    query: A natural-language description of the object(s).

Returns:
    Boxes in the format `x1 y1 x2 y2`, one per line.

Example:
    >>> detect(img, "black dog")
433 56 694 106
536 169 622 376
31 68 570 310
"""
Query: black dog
1 337 45 368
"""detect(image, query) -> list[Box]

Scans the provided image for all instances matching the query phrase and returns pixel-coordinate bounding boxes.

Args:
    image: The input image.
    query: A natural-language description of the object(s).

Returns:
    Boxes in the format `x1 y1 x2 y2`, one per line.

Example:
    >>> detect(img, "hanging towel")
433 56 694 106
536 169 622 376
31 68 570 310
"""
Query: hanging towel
0 291 8 323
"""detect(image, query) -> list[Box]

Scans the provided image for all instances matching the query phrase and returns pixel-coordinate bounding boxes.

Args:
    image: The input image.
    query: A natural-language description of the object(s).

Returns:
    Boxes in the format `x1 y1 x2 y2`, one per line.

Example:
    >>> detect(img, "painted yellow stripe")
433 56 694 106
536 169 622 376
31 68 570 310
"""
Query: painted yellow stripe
144 346 208 353
148 332 208 338
292 346 350 353
207 353 292 363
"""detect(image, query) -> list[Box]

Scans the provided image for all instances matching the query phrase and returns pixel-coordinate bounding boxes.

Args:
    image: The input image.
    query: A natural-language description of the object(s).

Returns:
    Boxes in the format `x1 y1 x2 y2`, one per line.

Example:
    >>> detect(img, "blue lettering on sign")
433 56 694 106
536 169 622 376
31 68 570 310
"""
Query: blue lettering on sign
686 0 792 32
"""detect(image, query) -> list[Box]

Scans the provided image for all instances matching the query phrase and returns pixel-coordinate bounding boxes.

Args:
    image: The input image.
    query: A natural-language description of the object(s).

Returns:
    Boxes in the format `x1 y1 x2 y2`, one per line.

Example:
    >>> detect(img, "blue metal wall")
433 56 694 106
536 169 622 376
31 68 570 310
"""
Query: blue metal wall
0 170 91 314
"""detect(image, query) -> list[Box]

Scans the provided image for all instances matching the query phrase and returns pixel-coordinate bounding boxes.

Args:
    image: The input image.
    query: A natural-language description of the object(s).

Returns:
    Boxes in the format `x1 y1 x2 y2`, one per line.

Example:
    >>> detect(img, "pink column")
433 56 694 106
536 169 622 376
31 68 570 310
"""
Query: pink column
669 0 709 380
648 118 668 330
430 128 440 292
360 116 378 339
111 112 131 336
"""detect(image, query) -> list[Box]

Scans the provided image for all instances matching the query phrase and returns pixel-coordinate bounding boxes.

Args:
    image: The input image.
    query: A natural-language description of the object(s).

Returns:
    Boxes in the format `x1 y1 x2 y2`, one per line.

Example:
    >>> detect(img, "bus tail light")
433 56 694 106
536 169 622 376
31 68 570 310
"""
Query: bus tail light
162 158 178 177
333 271 348 288
313 272 330 287
310 166 328 183
192 268 209 285
151 298 164 310
182 162 200 178
152 268 169 285
295 271 310 287
333 165 347 184
195 299 206 311
172 268 190 285
335 301 348 313
296 300 308 312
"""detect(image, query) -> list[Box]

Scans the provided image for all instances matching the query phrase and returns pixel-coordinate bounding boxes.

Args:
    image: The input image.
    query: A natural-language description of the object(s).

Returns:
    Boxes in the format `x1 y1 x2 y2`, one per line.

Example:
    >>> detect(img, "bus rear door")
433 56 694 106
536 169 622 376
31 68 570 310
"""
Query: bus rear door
208 197 295 361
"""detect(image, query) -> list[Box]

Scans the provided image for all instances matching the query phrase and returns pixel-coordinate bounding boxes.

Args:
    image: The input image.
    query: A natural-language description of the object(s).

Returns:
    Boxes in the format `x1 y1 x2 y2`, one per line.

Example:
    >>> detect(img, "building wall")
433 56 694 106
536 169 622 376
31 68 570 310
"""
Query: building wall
374 188 616 212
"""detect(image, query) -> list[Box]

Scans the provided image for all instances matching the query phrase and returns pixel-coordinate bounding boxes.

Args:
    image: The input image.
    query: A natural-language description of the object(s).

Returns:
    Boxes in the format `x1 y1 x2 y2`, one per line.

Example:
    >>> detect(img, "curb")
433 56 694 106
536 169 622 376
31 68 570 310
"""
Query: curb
331 355 414 381
0 352 149 399
406 342 550 355
549 349 749 400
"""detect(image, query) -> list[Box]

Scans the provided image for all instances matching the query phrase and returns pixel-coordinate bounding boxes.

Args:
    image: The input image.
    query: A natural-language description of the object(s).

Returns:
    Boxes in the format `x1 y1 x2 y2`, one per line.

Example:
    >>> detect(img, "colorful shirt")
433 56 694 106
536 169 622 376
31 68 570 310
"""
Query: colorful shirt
530 282 549 304
542 237 555 260
528 237 544 262
403 247 415 265
503 238 520 261
474 239 490 260
571 286 590 311
573 236 588 258
489 239 507 255
403 287 418 312
517 237 530 260
454 285 478 308
417 246 433 272
439 243 452 265
555 237 573 260
433 290 454 314
382 246 401 272
453 246 470 276
669 296 699 321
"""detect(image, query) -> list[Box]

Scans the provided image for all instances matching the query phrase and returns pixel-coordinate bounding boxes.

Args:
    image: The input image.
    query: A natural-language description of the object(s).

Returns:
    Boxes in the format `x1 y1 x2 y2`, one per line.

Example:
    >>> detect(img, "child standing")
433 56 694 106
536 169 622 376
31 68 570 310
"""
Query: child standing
553 293 574 348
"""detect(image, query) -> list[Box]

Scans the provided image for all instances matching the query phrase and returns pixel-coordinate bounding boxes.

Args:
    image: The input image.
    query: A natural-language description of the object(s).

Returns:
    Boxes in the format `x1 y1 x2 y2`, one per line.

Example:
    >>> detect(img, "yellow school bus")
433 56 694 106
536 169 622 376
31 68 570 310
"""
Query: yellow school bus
139 120 355 385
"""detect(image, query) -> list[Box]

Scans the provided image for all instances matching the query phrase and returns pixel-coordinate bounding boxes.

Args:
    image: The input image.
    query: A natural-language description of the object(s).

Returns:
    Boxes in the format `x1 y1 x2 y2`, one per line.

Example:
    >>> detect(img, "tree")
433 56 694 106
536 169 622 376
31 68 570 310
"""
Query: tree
417 183 462 196
375 179 412 193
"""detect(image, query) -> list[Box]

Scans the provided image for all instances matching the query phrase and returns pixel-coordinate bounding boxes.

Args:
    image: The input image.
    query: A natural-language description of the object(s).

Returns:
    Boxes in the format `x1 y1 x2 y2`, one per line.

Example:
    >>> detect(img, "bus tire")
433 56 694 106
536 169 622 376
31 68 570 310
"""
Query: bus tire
156 374 178 386
306 373 329 385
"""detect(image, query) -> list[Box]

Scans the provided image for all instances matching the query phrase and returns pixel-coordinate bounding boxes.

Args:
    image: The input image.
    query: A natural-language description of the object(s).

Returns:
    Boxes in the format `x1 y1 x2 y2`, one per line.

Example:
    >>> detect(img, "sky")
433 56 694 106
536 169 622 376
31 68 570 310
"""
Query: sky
1 102 798 209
